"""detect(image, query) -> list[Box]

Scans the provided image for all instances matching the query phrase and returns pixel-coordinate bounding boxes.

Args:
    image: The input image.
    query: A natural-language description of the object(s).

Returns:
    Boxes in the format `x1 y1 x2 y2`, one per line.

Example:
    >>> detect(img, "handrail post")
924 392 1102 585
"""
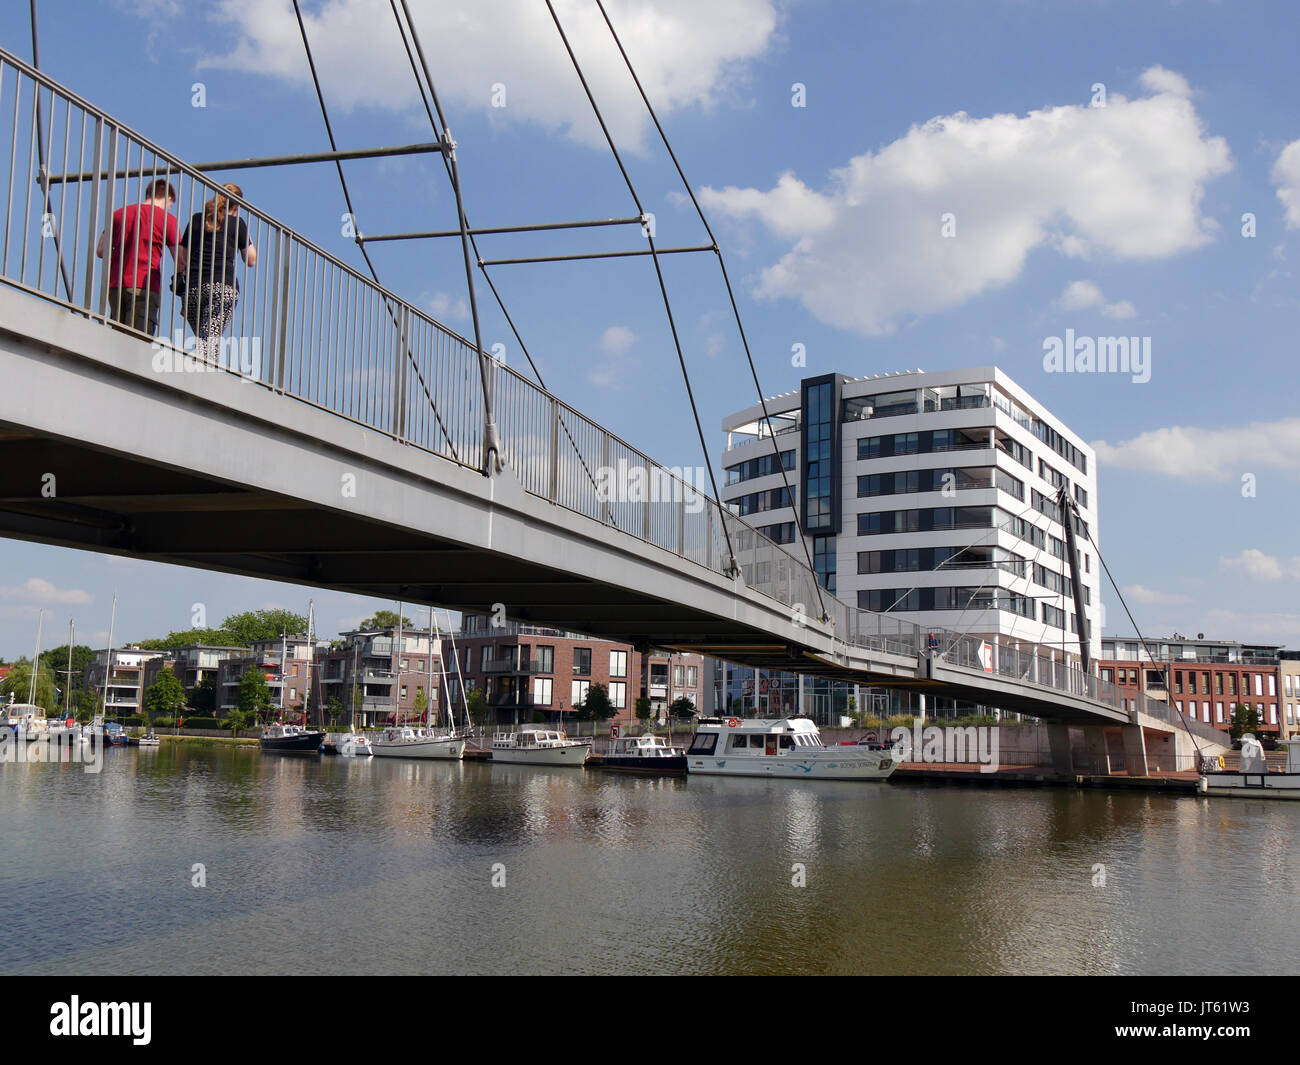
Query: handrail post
271 228 289 393
393 302 409 442
548 398 559 503
600 434 611 526
95 126 116 320
81 116 103 313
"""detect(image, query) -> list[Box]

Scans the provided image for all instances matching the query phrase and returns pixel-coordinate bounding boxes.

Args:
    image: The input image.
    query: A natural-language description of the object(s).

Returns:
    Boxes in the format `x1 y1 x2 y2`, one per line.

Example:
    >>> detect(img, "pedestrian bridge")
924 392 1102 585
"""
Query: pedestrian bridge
0 49 1215 743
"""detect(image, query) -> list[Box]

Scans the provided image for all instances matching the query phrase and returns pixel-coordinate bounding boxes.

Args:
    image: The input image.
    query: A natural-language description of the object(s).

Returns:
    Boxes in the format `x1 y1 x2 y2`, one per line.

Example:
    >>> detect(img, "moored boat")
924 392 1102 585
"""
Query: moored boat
136 732 161 748
602 732 687 774
686 716 901 780
490 725 590 766
1199 735 1300 799
260 723 325 753
372 726 463 760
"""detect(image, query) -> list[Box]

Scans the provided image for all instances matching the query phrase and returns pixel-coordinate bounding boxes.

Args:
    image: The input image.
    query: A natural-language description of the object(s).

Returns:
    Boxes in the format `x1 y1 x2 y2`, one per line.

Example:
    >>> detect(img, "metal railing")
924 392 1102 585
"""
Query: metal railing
0 50 1131 721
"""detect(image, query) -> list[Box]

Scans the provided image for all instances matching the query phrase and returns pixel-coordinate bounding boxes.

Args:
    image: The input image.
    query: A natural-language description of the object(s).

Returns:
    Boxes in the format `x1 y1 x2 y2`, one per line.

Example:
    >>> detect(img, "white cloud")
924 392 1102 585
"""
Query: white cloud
428 291 469 321
1219 550 1300 582
599 325 636 353
590 325 637 387
1202 608 1300 642
1092 416 1300 481
1057 279 1136 318
1271 139 1300 229
1122 584 1191 605
199 0 779 152
0 578 93 606
699 67 1229 335
1138 65 1193 98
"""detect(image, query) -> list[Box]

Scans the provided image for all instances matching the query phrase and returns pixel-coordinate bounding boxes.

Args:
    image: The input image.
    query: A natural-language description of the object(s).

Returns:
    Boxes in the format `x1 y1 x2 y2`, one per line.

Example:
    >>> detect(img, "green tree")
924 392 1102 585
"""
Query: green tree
670 695 696 722
324 697 344 727
413 686 427 720
1230 702 1262 741
351 683 363 723
358 610 413 631
635 696 652 727
465 686 487 725
134 628 238 651
39 644 95 695
187 674 217 713
237 668 274 722
224 707 254 737
1 659 58 712
583 682 615 723
221 610 308 647
144 668 186 721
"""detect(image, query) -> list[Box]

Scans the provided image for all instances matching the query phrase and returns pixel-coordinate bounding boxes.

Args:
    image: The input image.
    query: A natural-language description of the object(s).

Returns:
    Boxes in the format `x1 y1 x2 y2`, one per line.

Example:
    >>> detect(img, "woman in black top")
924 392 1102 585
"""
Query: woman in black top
179 183 258 363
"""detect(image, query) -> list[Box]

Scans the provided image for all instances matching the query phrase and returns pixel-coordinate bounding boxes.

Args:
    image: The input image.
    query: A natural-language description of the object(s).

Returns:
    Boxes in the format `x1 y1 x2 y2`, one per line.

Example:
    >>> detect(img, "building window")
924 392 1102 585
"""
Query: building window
609 682 627 709
674 665 685 687
536 646 554 673
609 651 628 678
573 648 592 676
687 665 698 688
532 677 553 706
571 679 590 706
1216 702 1224 723
400 685 407 699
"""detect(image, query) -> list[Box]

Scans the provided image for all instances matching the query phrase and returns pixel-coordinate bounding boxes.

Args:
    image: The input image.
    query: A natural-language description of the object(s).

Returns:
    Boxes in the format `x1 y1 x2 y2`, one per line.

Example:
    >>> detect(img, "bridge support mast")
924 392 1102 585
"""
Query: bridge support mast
1056 486 1092 674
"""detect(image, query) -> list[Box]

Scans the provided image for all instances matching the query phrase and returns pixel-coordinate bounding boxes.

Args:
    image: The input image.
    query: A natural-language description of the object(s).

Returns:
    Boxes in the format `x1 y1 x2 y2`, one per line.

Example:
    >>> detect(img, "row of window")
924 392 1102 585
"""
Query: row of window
1104 667 1279 699
724 449 795 486
729 486 794 517
856 587 1038 618
1171 700 1279 726
856 466 1025 502
857 545 1028 575
1031 415 1087 475
758 521 797 544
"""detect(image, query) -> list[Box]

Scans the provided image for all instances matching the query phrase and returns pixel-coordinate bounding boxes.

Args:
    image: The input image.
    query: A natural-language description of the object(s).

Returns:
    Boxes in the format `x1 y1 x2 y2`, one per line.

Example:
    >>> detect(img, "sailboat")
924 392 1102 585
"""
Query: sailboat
371 606 467 760
260 600 326 754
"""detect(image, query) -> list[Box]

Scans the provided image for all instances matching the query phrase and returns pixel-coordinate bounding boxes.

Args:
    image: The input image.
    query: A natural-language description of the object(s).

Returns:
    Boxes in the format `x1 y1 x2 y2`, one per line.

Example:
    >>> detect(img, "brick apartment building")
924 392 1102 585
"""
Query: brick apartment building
454 615 703 729
1101 636 1284 737
317 626 443 729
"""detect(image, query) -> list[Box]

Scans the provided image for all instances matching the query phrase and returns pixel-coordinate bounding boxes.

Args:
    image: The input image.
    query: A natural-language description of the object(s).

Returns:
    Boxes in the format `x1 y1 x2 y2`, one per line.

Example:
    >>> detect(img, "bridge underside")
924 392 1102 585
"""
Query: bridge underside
0 290 1124 724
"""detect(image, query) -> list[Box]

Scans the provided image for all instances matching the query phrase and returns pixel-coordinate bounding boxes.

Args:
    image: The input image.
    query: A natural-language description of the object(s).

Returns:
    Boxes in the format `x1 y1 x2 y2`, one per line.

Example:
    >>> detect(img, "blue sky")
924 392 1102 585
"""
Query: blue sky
1 0 1298 656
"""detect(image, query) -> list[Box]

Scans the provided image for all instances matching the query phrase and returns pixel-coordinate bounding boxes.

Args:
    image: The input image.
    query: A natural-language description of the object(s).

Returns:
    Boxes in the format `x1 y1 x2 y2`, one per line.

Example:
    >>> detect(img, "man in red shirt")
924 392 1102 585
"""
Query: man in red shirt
96 178 180 337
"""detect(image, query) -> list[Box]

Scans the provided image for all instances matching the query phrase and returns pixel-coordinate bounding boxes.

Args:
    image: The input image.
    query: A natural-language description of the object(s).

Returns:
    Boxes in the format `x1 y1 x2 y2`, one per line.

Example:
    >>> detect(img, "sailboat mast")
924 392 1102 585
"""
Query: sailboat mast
393 602 403 727
432 612 452 731
304 599 314 726
441 611 472 734
279 630 287 718
100 593 116 719
29 608 44 706
427 606 435 727
64 619 74 719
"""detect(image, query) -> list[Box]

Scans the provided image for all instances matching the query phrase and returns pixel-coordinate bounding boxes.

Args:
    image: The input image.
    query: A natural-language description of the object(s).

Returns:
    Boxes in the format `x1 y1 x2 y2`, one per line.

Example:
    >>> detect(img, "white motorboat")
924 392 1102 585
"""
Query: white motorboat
331 731 374 757
1199 735 1300 799
490 725 591 766
686 716 902 780
372 726 465 760
603 732 687 774
2 703 51 742
136 732 161 748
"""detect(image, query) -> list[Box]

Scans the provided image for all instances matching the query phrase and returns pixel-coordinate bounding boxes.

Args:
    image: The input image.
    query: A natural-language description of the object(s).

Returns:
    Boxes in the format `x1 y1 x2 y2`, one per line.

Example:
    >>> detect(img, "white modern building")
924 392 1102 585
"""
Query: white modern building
721 368 1102 671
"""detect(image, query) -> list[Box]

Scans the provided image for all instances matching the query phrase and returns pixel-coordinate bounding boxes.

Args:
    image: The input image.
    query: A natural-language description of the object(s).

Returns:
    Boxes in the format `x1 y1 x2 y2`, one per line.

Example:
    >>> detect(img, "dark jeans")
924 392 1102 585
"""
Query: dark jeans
108 287 161 337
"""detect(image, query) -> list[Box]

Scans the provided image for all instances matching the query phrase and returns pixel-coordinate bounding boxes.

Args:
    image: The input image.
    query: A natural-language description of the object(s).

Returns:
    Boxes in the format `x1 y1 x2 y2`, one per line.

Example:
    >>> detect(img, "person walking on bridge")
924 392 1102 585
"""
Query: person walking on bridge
179 182 257 364
95 178 179 337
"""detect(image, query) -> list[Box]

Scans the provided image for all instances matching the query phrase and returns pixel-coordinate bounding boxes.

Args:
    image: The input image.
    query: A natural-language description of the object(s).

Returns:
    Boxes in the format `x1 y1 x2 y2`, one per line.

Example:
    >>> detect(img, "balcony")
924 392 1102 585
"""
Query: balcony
482 656 546 674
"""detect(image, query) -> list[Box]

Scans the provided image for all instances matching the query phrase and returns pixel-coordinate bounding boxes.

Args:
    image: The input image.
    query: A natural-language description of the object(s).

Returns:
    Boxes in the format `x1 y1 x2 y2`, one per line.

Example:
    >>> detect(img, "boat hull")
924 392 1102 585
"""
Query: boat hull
688 751 899 780
372 737 464 760
601 755 687 775
260 731 326 753
1200 771 1300 799
491 743 590 766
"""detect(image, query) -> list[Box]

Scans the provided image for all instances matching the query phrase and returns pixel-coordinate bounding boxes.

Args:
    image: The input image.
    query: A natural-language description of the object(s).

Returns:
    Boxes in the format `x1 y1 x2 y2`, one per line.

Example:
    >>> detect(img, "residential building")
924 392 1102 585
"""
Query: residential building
1100 636 1284 737
217 635 317 718
169 645 249 690
317 626 443 729
722 368 1102 669
455 615 703 728
85 647 165 717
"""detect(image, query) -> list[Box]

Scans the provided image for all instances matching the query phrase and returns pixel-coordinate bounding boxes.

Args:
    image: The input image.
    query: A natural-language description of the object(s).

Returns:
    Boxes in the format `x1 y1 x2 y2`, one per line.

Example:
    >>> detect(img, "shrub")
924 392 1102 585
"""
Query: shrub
178 716 221 730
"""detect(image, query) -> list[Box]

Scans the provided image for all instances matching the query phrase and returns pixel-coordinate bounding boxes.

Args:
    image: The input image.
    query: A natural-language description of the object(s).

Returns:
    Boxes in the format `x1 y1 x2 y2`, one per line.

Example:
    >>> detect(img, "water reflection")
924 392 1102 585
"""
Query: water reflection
1 747 1297 974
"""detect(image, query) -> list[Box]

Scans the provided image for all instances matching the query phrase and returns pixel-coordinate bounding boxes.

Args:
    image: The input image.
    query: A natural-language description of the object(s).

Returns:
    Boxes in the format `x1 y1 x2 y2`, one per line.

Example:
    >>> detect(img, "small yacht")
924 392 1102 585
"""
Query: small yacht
686 716 902 780
2 704 50 742
603 732 687 774
260 723 326 754
136 732 161 748
329 730 374 757
371 726 465 760
1199 735 1300 799
490 725 591 766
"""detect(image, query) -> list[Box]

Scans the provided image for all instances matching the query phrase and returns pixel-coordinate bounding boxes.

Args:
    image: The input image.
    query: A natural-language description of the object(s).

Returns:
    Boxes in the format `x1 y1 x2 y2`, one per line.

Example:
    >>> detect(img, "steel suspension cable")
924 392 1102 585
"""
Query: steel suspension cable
384 0 625 531
592 0 824 617
288 0 460 463
542 0 738 577
394 0 502 473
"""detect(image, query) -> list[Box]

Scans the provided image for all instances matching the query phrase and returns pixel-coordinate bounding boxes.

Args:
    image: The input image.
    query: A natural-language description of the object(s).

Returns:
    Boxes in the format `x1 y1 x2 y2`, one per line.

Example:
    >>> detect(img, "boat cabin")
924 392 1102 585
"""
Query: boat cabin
610 733 685 758
688 717 825 758
493 726 571 748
